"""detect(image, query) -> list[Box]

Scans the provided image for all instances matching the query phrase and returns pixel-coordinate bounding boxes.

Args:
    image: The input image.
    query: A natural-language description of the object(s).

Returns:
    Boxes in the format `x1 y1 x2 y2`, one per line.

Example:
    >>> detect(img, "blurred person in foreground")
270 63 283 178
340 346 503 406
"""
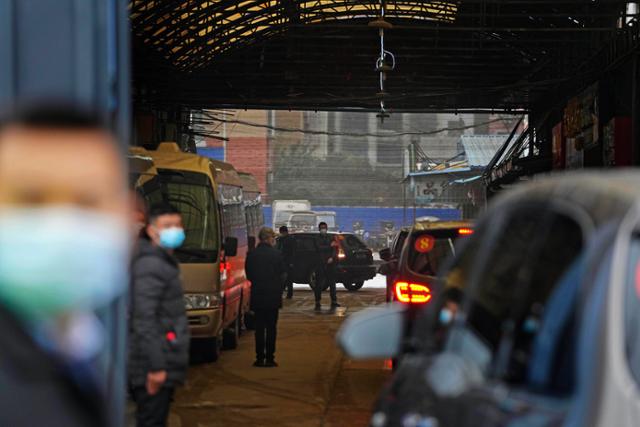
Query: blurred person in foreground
0 106 131 426
276 225 296 299
129 203 190 427
246 227 286 367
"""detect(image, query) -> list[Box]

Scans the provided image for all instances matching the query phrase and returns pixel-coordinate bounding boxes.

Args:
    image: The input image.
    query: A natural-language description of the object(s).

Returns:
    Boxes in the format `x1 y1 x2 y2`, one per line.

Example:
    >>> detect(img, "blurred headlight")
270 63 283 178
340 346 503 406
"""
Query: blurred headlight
184 294 220 310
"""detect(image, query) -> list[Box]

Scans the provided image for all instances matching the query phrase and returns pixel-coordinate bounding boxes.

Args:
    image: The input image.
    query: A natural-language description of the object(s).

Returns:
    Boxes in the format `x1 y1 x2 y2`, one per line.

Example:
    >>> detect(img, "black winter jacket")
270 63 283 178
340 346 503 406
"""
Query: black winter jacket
246 243 286 311
276 234 295 265
0 306 106 427
128 239 189 387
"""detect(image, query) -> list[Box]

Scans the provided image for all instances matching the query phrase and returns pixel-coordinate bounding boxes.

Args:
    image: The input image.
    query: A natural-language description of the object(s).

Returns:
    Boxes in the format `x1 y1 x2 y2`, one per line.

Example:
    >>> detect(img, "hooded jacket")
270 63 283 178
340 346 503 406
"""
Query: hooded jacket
128 238 189 387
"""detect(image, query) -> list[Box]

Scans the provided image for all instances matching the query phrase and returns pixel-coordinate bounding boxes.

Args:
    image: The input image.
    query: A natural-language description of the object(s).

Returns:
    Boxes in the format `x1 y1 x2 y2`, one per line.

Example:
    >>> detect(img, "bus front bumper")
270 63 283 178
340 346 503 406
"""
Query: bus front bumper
187 307 223 339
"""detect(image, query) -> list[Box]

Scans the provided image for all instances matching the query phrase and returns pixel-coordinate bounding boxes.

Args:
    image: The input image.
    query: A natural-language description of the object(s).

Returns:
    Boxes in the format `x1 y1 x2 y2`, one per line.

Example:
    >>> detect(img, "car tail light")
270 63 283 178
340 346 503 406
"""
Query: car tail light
458 228 474 236
394 281 432 304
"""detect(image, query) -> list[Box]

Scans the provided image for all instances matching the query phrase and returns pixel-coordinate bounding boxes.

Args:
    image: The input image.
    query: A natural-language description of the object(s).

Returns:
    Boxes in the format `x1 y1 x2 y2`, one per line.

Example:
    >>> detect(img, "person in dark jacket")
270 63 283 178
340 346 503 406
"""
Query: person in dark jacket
246 227 286 367
276 225 296 299
129 203 190 427
314 222 340 311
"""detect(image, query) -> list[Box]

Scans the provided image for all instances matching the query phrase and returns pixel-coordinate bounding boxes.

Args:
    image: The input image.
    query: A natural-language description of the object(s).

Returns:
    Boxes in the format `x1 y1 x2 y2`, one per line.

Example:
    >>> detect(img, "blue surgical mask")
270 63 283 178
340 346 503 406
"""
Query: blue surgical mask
319 229 328 235
0 207 130 320
439 308 453 325
159 227 186 249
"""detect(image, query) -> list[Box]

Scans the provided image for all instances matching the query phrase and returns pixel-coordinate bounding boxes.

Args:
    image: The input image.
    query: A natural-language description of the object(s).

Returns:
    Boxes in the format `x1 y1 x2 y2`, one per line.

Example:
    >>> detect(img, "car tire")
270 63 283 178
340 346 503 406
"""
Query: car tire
198 335 221 363
343 281 364 292
223 311 241 350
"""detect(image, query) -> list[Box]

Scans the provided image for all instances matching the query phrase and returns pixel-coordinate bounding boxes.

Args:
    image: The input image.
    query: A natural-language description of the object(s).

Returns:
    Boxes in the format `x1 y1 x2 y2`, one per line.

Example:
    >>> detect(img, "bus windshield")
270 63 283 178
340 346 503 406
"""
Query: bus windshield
141 169 219 263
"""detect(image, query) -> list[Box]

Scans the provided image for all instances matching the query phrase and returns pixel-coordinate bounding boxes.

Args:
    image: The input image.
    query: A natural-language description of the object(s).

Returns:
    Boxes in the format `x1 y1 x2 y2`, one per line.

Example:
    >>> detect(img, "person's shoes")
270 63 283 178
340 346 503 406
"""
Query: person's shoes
253 359 265 367
265 360 279 367
314 303 322 311
286 294 293 299
330 302 341 309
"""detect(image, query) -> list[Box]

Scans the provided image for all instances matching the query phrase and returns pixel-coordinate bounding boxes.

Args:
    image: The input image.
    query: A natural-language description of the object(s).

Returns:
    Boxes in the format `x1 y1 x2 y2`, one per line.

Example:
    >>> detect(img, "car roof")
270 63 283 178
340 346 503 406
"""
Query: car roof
412 220 473 232
491 170 640 227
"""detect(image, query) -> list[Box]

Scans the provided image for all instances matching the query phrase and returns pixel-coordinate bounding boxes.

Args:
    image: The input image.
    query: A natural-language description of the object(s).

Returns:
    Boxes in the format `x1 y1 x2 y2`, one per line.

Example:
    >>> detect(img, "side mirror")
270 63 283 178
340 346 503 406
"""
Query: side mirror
336 304 405 359
379 247 392 262
224 237 238 257
247 236 256 252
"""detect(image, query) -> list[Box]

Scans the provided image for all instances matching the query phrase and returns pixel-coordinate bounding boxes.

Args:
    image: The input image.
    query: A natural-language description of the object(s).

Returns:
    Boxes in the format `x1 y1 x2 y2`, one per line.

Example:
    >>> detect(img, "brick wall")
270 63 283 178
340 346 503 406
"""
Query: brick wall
226 136 269 199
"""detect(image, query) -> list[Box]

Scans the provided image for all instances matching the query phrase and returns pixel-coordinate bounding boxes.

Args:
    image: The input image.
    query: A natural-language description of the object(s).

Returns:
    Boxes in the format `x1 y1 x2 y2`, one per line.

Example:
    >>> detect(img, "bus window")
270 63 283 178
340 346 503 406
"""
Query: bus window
141 169 219 263
219 184 248 247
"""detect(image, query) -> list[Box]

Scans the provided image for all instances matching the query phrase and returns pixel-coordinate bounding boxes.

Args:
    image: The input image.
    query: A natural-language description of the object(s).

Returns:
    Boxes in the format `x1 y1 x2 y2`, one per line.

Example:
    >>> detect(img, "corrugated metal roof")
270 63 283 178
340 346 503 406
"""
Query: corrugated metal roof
460 135 510 168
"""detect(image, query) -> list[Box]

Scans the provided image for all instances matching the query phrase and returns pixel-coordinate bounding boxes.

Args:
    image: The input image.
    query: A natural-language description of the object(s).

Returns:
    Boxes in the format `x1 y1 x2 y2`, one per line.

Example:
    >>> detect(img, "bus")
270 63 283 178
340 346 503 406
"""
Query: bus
238 172 264 251
131 142 249 362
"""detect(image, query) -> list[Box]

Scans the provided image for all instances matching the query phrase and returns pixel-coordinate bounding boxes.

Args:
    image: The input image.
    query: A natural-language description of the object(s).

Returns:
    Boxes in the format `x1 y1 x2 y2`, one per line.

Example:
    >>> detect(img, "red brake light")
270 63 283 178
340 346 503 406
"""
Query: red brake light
458 228 474 236
394 281 432 304
219 262 231 273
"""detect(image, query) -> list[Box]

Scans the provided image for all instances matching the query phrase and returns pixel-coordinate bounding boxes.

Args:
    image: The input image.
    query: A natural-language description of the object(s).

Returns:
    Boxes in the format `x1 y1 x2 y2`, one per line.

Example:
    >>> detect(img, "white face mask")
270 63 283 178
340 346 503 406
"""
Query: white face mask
0 207 130 320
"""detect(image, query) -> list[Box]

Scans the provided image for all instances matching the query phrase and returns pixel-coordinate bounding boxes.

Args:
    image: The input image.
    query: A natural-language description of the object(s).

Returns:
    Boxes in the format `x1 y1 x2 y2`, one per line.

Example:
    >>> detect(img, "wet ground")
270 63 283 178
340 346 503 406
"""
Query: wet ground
170 282 389 427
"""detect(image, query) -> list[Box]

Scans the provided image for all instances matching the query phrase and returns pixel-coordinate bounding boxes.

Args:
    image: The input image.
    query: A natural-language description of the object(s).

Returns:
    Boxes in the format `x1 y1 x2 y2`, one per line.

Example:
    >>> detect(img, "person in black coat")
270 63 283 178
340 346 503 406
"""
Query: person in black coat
246 227 287 367
315 222 340 311
129 203 190 427
276 225 296 299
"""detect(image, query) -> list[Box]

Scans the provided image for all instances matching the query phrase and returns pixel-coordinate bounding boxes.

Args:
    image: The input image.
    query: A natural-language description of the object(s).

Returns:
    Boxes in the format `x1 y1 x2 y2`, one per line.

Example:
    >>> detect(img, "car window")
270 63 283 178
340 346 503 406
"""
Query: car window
342 234 366 250
625 237 640 385
393 230 409 258
445 206 584 385
407 229 465 277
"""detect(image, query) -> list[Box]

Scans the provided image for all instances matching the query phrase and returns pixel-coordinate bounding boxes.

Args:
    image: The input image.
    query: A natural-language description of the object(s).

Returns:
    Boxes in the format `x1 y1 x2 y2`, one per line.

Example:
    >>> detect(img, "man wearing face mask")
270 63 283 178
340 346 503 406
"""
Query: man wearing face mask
129 203 190 426
314 222 340 311
0 106 130 427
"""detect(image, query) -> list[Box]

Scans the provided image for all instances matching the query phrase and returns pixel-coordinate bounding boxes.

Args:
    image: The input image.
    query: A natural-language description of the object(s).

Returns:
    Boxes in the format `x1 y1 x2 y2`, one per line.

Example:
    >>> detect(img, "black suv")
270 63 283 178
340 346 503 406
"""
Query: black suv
288 232 376 291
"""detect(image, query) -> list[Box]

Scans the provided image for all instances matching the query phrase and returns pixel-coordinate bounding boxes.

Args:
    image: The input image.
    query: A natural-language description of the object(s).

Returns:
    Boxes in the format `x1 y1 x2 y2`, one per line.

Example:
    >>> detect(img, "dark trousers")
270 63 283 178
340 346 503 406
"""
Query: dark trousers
254 309 279 361
284 263 293 297
315 265 337 304
284 277 293 298
132 386 174 427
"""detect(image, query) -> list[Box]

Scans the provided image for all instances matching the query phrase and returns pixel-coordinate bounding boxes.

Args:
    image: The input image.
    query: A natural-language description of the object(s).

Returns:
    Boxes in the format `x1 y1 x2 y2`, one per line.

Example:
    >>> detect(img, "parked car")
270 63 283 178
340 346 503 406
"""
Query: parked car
338 172 640 427
380 221 473 304
288 232 376 291
379 227 411 302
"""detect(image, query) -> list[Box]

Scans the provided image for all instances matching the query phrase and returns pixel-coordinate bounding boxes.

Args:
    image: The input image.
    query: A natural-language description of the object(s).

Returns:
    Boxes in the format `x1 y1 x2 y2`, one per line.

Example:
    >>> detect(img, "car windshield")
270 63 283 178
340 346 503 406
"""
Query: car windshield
140 169 219 263
290 215 316 226
408 229 460 276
